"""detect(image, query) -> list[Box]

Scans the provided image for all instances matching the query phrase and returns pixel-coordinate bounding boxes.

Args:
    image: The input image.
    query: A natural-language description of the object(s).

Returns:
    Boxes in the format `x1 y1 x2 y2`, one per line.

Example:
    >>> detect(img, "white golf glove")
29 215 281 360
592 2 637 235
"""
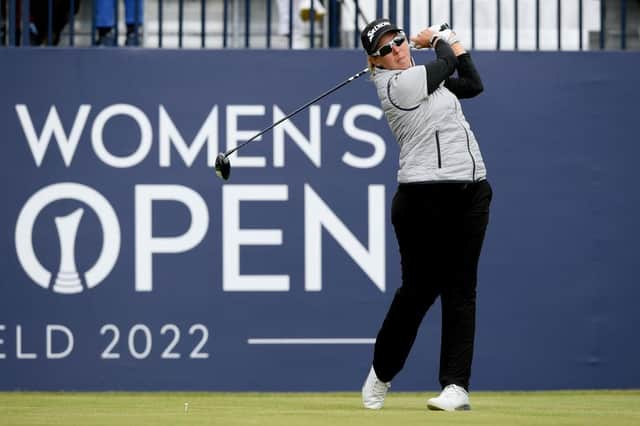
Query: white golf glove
438 28 460 46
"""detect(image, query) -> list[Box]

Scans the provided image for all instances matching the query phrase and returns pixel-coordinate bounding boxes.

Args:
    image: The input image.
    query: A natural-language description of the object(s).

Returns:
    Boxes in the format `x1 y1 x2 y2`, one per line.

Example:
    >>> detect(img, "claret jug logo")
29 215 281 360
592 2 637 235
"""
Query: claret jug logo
15 183 121 294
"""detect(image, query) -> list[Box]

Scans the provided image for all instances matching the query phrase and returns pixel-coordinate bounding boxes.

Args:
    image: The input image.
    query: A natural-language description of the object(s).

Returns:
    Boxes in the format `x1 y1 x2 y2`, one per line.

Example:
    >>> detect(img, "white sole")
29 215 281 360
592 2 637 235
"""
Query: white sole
427 403 471 411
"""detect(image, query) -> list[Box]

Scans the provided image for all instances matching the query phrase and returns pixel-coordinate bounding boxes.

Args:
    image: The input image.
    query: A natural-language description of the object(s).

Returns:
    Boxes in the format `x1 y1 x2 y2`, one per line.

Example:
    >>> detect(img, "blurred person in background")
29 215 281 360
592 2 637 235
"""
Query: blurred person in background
298 0 325 21
1 0 6 44
94 0 142 46
275 0 324 47
0 0 80 45
29 0 81 45
359 18 492 412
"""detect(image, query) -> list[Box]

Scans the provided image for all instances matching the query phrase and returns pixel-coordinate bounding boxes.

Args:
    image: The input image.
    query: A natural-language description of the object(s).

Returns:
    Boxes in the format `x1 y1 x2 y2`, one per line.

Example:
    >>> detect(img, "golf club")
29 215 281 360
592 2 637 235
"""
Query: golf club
214 23 450 180
214 67 369 180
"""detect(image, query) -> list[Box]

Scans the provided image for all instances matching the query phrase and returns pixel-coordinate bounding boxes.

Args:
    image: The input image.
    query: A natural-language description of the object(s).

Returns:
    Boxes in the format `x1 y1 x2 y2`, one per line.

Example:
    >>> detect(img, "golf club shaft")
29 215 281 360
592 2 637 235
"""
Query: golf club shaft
224 67 370 158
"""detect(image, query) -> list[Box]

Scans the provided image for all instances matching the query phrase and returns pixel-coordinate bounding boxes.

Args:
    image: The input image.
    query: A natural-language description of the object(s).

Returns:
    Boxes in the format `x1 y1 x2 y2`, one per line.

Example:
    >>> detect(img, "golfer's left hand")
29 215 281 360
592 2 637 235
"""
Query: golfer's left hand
438 29 460 45
411 28 437 49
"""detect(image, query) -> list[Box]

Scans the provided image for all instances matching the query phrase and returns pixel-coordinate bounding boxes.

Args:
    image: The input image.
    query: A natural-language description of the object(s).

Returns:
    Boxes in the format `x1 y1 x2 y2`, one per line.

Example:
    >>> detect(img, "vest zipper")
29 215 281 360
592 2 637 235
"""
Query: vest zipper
454 100 476 181
462 125 476 181
435 130 442 168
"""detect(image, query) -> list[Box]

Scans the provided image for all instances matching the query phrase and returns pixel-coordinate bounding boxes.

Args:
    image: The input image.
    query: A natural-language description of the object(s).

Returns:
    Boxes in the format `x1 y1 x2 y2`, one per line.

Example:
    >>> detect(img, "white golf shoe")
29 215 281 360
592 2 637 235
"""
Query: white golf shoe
427 384 471 411
361 366 390 409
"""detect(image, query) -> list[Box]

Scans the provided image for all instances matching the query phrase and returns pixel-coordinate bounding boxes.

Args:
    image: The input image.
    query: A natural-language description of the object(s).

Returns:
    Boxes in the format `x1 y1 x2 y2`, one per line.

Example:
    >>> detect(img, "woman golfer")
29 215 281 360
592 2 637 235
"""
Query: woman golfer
360 18 492 411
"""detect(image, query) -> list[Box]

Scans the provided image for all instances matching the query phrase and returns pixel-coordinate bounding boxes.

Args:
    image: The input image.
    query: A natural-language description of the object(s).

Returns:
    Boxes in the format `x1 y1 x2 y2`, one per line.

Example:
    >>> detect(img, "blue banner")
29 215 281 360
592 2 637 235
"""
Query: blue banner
1 49 639 391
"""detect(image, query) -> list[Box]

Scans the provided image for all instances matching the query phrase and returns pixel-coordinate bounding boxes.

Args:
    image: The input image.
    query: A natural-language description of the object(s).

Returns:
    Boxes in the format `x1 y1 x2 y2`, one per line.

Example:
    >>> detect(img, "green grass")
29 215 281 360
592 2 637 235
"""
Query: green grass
0 391 639 426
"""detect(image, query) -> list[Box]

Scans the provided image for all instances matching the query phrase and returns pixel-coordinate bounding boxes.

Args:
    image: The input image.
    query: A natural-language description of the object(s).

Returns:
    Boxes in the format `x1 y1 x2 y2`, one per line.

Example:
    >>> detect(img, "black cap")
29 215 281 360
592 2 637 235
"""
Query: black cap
361 18 402 55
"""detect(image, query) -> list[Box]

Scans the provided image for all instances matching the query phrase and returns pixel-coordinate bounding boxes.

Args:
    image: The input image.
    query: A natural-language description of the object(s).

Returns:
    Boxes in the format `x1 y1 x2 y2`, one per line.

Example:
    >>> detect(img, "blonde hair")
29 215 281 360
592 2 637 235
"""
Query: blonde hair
367 57 377 76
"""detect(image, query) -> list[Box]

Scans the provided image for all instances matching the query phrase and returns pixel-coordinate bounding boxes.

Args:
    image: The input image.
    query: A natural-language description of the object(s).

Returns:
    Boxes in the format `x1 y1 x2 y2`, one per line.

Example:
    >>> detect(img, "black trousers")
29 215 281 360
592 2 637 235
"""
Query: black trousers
372 180 492 391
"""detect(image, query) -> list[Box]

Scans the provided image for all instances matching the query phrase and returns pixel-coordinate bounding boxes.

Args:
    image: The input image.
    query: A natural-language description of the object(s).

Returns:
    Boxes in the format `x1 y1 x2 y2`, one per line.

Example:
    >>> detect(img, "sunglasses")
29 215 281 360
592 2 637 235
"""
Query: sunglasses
371 32 406 57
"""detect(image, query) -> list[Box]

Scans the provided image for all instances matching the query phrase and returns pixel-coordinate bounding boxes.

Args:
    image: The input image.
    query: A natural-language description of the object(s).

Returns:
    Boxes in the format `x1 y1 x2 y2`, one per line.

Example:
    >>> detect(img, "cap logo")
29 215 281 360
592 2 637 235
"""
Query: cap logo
367 22 390 42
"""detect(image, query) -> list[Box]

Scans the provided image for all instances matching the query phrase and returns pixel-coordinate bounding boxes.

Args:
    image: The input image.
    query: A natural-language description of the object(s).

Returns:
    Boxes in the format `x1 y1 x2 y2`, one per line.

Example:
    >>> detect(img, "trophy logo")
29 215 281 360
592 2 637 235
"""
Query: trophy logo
15 183 121 294
52 209 85 294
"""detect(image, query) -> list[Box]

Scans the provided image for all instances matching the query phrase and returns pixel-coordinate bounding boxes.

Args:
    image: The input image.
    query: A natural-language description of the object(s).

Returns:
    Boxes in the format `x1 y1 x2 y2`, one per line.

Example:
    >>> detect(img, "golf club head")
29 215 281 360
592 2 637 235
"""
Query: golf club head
215 153 231 180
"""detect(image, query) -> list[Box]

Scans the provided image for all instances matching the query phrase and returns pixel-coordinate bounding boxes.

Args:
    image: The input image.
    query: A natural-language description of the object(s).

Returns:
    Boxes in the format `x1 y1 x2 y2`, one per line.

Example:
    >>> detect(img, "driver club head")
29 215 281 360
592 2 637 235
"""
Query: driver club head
215 153 231 180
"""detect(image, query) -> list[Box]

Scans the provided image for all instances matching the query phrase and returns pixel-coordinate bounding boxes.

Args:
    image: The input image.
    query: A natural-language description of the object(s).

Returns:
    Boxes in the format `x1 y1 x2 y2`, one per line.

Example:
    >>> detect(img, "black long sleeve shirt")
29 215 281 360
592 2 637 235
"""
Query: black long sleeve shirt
423 40 484 99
